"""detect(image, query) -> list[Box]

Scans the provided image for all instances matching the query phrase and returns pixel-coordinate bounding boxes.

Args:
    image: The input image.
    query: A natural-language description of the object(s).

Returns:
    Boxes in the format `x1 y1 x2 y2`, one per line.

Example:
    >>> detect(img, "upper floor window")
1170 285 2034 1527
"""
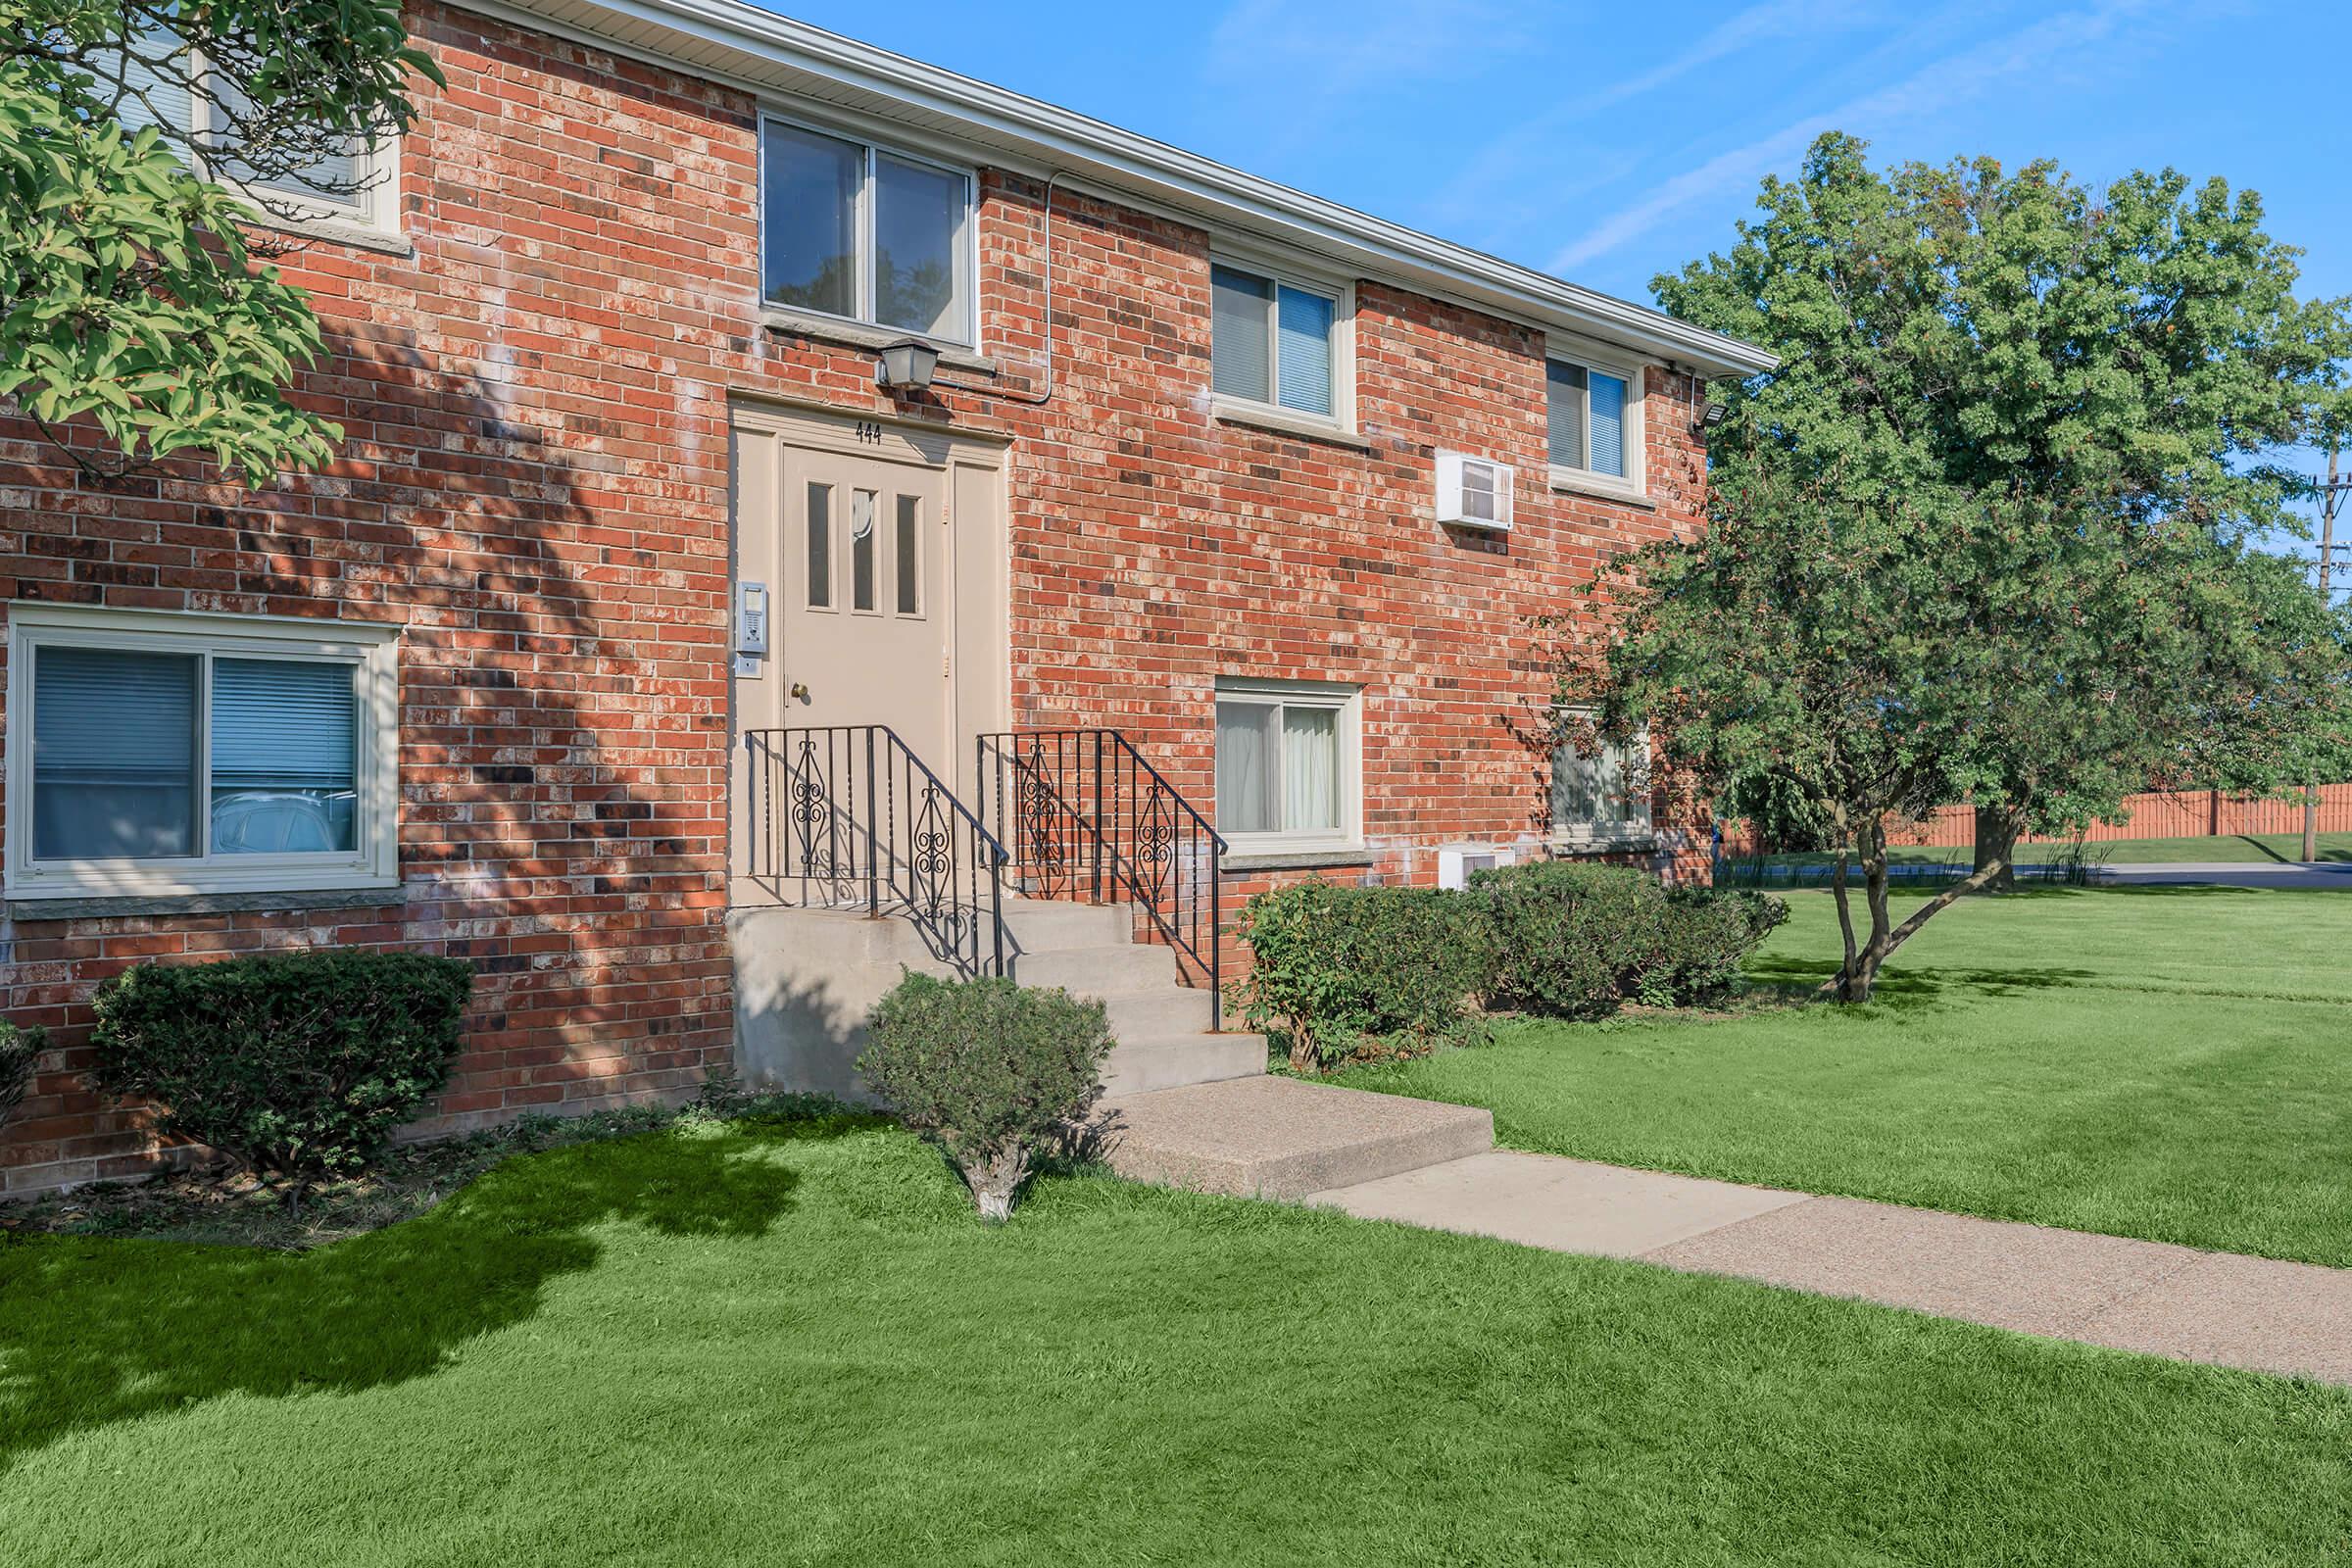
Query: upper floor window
1211 261 1348 426
1546 356 1635 484
761 118 975 346
4 606 401 903
106 35 392 229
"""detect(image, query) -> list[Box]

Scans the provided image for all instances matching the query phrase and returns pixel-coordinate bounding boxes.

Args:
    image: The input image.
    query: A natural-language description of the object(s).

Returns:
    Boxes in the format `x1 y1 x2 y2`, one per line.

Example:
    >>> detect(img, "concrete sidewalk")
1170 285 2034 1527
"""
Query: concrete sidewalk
1308 1151 2352 1385
2094 859 2352 890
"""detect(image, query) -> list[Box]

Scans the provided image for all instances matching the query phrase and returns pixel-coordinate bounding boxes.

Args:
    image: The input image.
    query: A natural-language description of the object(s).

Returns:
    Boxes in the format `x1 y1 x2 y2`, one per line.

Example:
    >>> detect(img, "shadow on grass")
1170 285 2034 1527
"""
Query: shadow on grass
0 1113 866 1474
1745 956 2100 1012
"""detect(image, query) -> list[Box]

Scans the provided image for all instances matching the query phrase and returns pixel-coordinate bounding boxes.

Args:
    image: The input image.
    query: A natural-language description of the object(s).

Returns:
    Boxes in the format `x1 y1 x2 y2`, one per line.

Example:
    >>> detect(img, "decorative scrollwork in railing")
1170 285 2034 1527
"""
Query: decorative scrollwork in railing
742 726 1008 978
977 728 1226 1031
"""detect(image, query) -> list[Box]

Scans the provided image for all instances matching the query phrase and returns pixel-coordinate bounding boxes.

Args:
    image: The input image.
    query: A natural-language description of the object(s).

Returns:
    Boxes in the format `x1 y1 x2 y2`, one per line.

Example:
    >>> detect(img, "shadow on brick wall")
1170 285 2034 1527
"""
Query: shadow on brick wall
0 316 734 1192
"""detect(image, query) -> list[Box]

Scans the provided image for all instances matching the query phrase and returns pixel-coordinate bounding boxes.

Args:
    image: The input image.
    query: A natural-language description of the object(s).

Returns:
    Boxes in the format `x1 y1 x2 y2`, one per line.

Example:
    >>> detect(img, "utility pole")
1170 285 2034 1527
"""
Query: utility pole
2302 439 2346 861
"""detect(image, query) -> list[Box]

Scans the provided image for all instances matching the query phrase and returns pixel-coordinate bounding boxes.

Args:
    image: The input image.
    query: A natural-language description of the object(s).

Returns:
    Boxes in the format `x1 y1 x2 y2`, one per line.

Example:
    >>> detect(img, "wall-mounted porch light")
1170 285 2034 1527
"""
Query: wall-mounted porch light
876 338 941 391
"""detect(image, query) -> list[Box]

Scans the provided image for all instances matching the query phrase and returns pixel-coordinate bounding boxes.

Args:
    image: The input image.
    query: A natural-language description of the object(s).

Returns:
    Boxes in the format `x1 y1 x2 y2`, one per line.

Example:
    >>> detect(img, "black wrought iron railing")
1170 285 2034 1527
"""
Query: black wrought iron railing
976 728 1225 1028
742 726 1008 977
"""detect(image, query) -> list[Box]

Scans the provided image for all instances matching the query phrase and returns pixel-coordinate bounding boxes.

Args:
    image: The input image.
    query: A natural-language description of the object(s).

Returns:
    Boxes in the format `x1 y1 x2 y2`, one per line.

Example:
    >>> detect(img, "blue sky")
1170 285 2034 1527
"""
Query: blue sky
768 0 2350 534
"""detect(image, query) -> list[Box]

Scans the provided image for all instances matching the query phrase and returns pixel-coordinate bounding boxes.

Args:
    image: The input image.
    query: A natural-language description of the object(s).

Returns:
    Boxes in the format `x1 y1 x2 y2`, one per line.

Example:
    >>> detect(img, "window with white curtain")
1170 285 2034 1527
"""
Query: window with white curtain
1210 260 1348 425
1550 708 1651 843
1546 353 1638 485
1213 680 1359 850
761 117 975 345
5 607 401 902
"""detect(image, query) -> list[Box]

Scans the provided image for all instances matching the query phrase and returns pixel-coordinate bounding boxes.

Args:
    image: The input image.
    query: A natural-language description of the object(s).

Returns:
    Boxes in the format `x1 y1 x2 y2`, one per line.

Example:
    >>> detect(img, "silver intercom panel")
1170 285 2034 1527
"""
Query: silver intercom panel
733 580 768 676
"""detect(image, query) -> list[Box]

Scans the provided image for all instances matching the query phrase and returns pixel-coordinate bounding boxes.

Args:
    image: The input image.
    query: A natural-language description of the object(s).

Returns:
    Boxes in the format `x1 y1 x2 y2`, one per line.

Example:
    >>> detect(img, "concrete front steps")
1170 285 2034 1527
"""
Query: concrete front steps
1100 1075 1495 1200
731 894 1494 1200
728 896 1262 1102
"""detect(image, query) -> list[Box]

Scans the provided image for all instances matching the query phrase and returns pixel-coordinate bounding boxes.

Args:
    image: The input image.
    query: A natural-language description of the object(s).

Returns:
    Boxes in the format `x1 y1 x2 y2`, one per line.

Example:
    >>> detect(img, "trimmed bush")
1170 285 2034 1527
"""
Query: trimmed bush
1474 861 1657 1019
90 951 473 1181
858 970 1113 1222
0 1019 42 1133
1472 861 1786 1017
1231 881 1496 1072
1642 886 1790 1004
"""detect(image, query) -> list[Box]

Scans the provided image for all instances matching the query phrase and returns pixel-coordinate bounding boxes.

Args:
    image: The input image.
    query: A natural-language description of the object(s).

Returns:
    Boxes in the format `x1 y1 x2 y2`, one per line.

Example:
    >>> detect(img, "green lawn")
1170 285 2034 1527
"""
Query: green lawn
5 1113 2350 1565
1339 886 2352 1266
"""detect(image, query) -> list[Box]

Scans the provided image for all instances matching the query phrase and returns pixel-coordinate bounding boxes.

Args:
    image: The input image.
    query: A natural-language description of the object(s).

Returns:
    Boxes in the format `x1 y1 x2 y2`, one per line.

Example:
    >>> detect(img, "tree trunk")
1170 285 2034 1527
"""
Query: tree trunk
1288 1026 1320 1076
1816 851 2015 1002
959 1146 1029 1224
2303 783 2319 863
1973 806 2019 893
1830 849 1861 1002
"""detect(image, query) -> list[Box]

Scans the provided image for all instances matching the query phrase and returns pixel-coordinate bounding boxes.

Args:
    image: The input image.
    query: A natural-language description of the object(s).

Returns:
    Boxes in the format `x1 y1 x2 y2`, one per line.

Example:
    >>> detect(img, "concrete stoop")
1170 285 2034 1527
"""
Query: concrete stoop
1099 1075 1495 1201
730 897 1263 1102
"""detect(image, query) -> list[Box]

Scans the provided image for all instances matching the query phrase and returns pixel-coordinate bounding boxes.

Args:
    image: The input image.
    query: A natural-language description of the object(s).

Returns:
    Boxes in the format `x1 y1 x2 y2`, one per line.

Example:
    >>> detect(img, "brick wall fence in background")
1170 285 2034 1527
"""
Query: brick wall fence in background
1720 784 2352 858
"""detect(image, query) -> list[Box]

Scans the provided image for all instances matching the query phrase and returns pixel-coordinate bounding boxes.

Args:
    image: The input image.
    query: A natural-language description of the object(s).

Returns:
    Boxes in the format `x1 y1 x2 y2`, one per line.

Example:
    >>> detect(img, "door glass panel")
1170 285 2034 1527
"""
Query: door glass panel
851 488 877 612
895 494 921 615
32 646 200 859
806 482 833 608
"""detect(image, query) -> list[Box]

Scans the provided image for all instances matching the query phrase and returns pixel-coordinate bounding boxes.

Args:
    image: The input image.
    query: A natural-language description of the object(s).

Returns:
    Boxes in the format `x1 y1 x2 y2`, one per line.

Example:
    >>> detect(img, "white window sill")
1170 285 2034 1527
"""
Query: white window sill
1547 466 1652 509
6 884 405 922
244 210 415 258
759 306 998 374
1220 843 1374 872
1548 833 1658 856
1211 399 1373 451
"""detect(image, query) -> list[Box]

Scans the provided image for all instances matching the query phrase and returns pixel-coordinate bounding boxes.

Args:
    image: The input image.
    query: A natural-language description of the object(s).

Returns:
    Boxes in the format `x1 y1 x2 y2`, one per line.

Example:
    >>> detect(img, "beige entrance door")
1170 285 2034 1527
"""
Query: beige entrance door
729 402 1009 893
780 446 950 760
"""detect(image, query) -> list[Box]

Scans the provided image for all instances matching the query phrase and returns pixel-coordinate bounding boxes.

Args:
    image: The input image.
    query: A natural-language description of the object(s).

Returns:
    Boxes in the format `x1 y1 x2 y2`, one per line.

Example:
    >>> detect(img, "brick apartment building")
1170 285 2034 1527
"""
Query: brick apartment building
0 0 1773 1194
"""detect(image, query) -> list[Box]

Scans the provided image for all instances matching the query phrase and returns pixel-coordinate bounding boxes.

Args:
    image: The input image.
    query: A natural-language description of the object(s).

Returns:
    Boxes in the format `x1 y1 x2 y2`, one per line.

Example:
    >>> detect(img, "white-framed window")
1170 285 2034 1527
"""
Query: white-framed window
107 38 399 232
1546 348 1642 489
1550 708 1651 845
1213 678 1362 852
1210 258 1352 428
760 115 977 346
4 605 401 903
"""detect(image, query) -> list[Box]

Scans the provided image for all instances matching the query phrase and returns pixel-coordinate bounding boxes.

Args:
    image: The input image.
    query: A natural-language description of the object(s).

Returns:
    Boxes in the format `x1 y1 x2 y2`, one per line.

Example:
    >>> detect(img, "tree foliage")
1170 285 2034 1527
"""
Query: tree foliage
1564 132 2350 1000
1 0 441 483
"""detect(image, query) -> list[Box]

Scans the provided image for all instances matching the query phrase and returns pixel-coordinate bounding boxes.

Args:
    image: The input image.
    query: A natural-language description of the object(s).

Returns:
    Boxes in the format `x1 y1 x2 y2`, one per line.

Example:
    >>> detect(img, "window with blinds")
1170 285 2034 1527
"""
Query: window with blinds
93 32 378 219
1550 709 1651 842
1546 356 1634 481
1210 261 1345 423
6 608 399 900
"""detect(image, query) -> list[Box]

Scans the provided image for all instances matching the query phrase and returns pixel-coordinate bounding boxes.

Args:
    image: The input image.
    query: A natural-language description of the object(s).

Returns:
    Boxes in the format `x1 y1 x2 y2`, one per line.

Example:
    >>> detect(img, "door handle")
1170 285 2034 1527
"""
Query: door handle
789 682 810 702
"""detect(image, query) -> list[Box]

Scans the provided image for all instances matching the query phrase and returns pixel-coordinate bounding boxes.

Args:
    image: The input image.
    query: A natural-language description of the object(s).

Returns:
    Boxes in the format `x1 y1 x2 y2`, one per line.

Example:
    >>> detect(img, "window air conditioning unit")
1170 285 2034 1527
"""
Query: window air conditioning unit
1438 842 1517 891
1435 451 1513 531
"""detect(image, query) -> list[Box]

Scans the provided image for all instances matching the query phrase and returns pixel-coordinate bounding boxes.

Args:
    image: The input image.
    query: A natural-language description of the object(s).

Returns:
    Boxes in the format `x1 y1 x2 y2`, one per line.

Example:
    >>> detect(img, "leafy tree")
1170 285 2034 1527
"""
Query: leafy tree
1559 468 2341 1000
1653 132 2351 890
1 0 441 484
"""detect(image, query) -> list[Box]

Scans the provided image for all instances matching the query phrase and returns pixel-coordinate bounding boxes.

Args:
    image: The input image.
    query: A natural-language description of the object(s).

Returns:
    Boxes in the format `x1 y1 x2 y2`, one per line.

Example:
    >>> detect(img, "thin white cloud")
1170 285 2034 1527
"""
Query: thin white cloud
1588 0 1884 112
1426 0 1891 241
1549 0 2162 271
1204 0 1533 108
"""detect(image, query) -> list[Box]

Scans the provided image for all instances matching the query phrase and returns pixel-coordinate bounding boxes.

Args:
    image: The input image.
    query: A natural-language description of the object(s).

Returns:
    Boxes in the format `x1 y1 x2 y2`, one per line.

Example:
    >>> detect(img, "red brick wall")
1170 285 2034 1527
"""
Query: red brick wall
0 3 1709 1194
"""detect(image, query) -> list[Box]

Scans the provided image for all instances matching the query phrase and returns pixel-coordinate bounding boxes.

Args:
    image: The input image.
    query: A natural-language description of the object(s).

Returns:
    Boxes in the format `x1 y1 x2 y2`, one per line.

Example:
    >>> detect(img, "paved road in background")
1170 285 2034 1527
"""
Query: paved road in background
2094 861 2352 890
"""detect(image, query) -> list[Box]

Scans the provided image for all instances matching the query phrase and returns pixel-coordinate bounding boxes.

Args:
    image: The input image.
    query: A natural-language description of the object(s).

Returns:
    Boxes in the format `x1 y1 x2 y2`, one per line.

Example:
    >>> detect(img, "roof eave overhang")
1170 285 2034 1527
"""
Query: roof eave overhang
482 0 1780 378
